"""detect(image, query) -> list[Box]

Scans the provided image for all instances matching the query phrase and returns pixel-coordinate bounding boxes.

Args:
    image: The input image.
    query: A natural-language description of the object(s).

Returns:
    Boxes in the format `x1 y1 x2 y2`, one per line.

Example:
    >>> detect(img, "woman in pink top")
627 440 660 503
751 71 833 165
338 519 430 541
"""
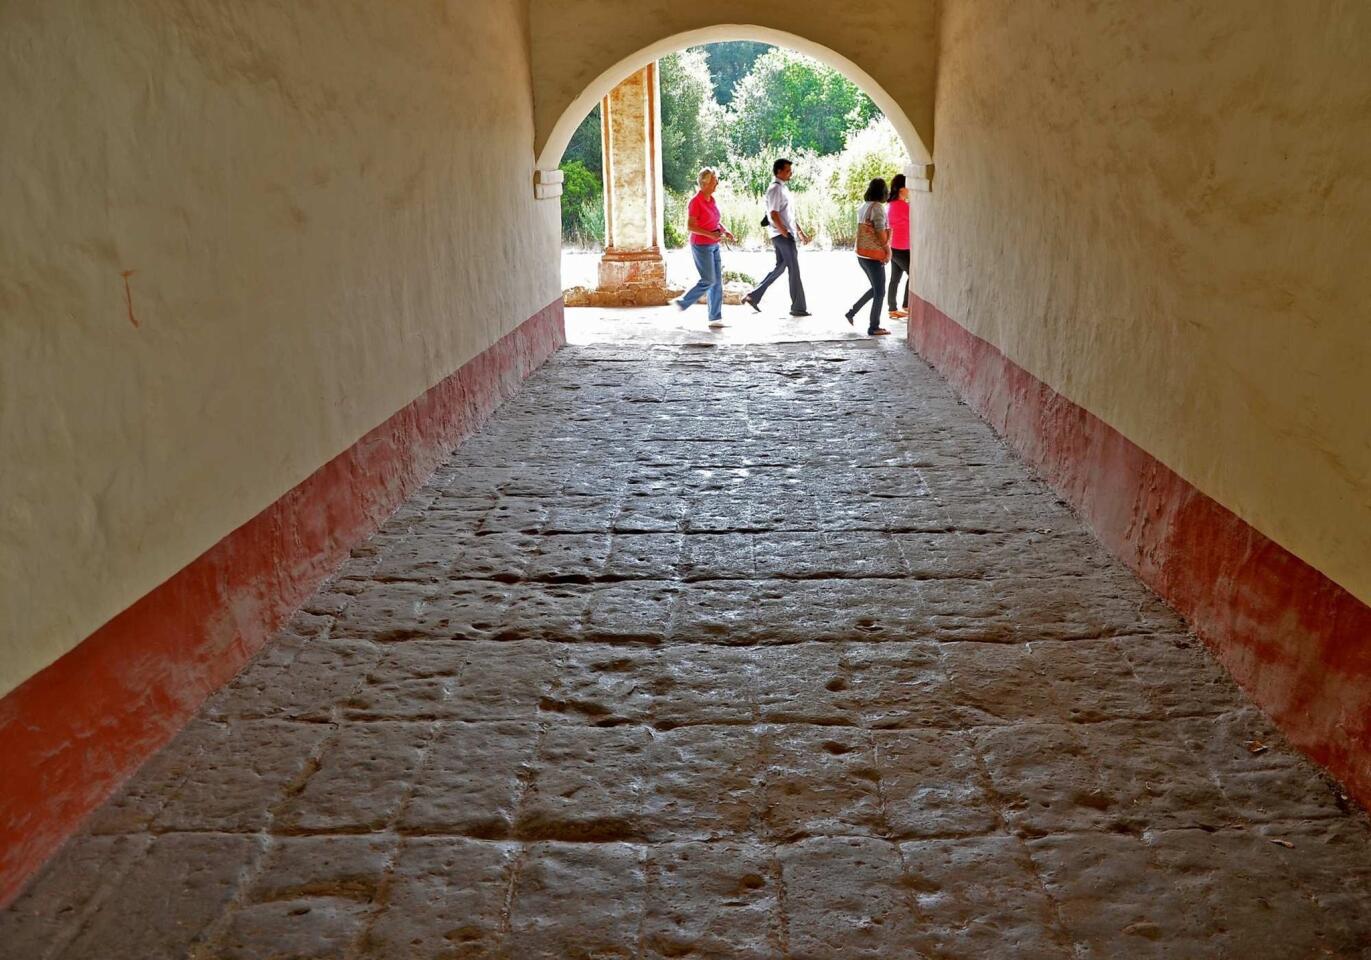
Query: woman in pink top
675 167 736 329
886 173 912 319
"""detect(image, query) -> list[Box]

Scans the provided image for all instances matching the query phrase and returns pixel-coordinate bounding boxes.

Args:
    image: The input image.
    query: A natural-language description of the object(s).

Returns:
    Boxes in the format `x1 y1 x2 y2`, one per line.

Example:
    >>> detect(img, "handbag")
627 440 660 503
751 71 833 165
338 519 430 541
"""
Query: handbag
855 207 889 262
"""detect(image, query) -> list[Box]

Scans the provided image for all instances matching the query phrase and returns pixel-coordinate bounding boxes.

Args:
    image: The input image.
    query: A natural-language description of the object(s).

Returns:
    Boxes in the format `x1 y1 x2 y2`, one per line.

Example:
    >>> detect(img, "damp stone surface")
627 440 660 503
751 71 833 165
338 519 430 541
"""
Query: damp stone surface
4 339 1369 958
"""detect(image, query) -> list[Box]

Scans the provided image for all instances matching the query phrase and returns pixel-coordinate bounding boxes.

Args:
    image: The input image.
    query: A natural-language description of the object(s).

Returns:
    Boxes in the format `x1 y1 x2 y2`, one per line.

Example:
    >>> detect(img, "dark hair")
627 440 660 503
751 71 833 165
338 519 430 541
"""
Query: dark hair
773 158 793 175
863 178 889 203
888 173 907 199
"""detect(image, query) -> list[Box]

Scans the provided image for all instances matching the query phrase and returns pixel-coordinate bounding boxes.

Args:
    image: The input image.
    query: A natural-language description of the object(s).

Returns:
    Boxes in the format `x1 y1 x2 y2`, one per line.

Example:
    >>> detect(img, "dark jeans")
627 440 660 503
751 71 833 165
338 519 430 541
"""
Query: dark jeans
888 248 910 311
748 235 807 312
848 256 887 333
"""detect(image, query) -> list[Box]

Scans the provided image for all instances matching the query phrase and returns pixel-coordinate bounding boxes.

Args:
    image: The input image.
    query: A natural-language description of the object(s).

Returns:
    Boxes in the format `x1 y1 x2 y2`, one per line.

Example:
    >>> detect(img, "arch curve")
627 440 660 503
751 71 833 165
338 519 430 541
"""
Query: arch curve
531 18 935 171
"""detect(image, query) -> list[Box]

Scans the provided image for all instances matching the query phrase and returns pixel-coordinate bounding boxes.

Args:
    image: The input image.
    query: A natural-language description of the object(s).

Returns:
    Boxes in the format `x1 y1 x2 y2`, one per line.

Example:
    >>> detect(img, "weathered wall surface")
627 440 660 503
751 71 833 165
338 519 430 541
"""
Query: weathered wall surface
0 0 561 695
914 0 1371 604
529 0 939 165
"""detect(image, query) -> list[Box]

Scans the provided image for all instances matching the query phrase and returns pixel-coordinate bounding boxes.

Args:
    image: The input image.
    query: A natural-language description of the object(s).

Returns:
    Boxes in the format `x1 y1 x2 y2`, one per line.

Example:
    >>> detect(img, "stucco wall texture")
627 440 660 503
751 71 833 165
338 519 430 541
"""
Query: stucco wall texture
528 0 939 165
0 0 561 695
914 0 1371 606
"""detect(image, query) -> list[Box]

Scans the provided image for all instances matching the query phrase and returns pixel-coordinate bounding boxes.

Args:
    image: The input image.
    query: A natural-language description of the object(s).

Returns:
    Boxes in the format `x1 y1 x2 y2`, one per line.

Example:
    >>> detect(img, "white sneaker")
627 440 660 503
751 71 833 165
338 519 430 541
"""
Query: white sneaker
708 320 725 329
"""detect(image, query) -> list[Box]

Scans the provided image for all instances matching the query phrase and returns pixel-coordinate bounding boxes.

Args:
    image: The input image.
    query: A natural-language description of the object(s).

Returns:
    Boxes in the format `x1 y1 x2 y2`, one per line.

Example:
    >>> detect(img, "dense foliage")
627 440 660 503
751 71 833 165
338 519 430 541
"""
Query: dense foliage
558 42 908 249
703 41 771 104
659 48 724 193
727 48 880 157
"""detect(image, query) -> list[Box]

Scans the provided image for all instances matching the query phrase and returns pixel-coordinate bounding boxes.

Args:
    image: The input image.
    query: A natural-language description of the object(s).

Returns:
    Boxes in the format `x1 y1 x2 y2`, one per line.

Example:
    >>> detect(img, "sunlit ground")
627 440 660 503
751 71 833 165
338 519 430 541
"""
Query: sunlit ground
562 248 911 345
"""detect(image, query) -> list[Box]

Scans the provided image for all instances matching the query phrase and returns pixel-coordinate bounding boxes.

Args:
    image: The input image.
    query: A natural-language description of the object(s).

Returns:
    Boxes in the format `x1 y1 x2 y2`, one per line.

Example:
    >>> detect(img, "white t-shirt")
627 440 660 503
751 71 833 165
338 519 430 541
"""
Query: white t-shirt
764 179 797 238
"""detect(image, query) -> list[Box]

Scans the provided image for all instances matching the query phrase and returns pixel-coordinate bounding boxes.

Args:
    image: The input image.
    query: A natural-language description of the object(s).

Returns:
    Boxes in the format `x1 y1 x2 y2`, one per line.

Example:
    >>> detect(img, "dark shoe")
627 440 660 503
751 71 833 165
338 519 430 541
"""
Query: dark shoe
869 327 892 336
790 310 812 318
742 295 761 313
844 310 855 326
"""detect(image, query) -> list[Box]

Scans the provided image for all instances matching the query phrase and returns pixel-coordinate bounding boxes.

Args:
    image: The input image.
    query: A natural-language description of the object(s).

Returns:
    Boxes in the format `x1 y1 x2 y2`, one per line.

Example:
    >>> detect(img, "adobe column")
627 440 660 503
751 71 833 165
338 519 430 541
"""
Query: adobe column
596 63 670 305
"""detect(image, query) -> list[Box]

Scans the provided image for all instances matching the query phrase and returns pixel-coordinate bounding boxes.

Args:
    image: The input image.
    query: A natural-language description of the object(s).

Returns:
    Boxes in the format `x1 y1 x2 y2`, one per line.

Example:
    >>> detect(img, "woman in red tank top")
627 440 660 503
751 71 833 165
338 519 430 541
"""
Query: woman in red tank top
886 174 912 319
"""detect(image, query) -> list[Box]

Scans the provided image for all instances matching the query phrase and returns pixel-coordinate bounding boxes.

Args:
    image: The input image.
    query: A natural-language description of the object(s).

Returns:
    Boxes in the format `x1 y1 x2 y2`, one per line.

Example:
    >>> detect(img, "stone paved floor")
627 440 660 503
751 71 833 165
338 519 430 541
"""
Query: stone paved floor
5 338 1370 959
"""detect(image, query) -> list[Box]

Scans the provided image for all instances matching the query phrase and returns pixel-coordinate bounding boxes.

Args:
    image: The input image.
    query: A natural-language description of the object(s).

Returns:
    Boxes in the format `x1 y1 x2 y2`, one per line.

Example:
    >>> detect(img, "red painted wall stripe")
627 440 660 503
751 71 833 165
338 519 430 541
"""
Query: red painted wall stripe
908 294 1371 806
0 301 566 906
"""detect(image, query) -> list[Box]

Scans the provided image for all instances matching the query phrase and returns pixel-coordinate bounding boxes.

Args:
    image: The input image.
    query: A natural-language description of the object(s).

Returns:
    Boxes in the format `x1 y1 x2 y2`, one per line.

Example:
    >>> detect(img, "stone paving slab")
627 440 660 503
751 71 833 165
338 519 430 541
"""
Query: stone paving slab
4 340 1369 958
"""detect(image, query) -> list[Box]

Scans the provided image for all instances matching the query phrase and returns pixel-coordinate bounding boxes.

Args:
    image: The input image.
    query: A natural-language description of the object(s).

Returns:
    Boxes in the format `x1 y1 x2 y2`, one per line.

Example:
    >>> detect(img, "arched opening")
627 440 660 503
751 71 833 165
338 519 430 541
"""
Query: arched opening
546 29 925 344
537 26 930 172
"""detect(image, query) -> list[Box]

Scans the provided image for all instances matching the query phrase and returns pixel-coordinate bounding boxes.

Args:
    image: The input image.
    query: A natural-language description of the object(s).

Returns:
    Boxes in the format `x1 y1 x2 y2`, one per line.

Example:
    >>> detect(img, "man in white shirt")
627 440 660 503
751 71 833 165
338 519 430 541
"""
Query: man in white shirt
743 158 811 317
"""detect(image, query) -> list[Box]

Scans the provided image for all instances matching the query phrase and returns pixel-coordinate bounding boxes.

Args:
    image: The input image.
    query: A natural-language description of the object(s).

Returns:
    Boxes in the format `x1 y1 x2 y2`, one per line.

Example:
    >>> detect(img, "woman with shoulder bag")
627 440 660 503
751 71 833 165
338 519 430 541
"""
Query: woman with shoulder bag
844 178 892 336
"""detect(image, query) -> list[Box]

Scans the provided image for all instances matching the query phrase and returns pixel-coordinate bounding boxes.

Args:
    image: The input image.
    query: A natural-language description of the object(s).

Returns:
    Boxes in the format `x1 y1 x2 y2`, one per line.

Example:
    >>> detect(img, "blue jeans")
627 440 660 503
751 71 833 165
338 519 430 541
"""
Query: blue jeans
678 242 723 321
849 256 887 333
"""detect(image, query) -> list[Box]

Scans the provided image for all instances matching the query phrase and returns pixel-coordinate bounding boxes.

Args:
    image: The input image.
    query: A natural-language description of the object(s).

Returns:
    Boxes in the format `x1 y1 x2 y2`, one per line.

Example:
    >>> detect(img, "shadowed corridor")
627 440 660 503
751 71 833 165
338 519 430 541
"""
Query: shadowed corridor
3 335 1368 958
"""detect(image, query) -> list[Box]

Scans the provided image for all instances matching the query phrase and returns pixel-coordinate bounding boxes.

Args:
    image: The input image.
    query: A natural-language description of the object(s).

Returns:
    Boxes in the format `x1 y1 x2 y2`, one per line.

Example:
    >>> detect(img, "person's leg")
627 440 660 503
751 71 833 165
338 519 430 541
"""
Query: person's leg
677 243 714 309
899 249 911 311
846 256 876 321
706 244 724 322
778 237 808 313
888 250 910 312
747 238 788 305
866 260 886 333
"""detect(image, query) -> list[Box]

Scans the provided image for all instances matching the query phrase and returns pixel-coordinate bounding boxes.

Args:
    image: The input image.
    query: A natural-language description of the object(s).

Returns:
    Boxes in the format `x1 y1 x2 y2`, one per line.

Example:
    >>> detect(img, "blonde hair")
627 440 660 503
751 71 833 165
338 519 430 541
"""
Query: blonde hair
697 167 718 187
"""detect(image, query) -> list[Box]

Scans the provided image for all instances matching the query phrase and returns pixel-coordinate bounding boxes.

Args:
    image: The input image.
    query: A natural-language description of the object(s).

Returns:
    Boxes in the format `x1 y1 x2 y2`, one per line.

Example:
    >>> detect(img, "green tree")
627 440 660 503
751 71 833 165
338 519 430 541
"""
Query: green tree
659 48 723 193
703 41 773 104
559 107 604 244
559 159 603 245
828 117 909 203
561 105 602 177
726 49 881 157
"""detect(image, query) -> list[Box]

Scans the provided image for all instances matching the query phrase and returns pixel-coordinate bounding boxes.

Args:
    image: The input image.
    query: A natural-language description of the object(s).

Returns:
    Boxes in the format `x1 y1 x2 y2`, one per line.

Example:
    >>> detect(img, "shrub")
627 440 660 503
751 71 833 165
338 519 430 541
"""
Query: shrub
828 117 909 203
664 190 688 248
566 197 605 248
560 159 604 246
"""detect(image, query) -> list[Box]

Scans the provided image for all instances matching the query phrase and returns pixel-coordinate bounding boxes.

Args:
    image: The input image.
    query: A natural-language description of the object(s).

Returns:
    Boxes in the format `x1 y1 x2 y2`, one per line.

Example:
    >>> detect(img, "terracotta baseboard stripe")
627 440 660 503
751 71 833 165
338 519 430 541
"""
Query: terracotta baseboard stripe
0 301 566 905
908 294 1371 807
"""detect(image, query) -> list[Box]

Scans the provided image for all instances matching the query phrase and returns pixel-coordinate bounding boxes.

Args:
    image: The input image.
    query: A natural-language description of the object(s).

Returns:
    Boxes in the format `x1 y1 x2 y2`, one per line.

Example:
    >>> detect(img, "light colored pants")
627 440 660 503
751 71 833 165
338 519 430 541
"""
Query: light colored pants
678 242 723 321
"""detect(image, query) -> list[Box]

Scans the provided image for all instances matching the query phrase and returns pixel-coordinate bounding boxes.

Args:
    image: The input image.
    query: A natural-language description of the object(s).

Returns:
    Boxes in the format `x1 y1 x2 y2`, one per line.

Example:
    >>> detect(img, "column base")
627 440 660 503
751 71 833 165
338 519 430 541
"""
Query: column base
565 250 678 307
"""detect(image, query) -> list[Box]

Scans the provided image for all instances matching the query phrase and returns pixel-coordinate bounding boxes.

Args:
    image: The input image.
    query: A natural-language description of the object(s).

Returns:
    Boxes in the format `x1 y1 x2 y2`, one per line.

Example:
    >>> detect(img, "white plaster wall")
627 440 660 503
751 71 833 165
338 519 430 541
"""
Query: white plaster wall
916 0 1371 603
529 0 939 166
0 0 562 694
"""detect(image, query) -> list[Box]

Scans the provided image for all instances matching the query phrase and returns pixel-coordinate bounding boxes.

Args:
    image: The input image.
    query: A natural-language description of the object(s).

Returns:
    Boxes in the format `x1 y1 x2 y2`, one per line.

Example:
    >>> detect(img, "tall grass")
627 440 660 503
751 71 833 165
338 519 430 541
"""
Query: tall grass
564 198 605 250
664 188 861 251
582 117 909 252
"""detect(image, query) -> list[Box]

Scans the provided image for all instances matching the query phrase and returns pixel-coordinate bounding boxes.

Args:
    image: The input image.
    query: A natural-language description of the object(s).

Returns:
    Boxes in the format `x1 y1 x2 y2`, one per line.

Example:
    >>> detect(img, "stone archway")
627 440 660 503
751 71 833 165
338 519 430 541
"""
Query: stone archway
534 20 937 305
533 22 934 173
